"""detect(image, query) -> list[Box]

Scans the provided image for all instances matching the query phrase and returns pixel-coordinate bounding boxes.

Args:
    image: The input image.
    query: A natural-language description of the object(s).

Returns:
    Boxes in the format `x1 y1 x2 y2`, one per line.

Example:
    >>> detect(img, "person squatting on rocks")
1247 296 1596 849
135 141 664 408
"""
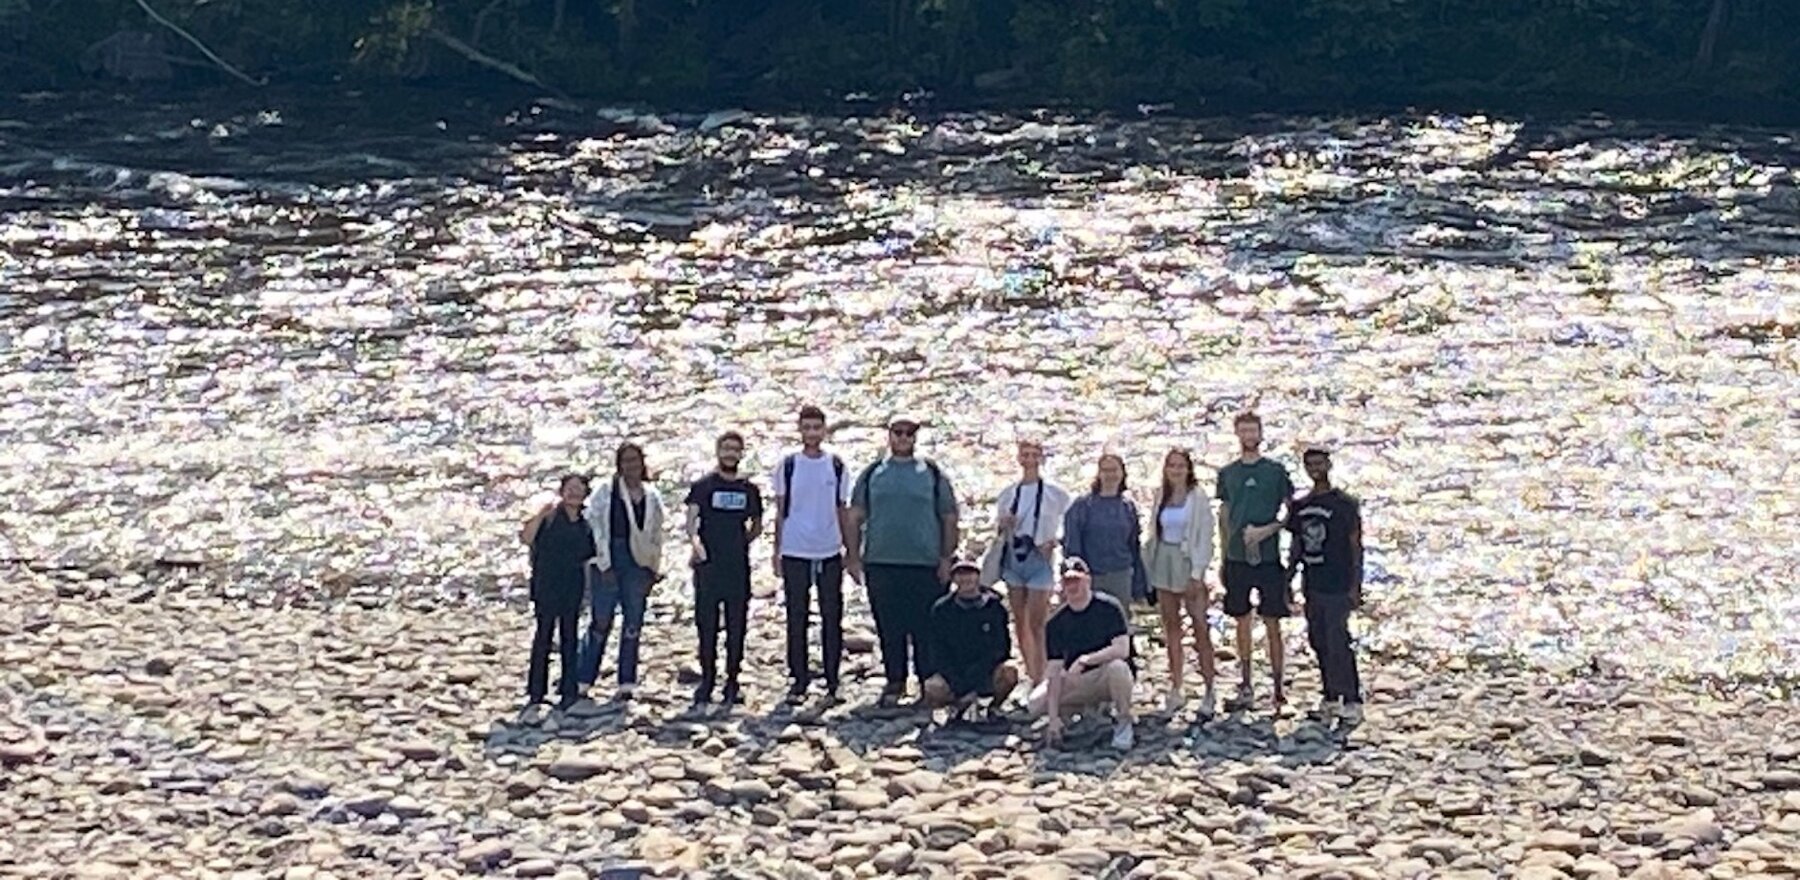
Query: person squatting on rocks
1061 452 1149 615
771 405 856 705
1216 411 1298 712
685 432 764 712
579 442 667 701
848 416 960 708
520 474 596 713
924 558 1020 722
1030 557 1138 750
1288 444 1366 729
982 437 1071 688
1146 447 1218 718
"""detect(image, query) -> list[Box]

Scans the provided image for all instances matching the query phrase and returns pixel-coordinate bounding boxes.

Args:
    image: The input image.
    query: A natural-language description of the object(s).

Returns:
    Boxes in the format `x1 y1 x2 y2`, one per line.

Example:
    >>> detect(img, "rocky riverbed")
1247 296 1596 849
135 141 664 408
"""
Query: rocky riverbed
5 570 1799 880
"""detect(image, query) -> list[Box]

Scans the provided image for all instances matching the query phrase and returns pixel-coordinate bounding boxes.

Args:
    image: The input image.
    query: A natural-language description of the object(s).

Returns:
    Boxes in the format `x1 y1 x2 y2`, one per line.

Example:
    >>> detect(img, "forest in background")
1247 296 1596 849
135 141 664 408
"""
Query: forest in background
1 0 1795 115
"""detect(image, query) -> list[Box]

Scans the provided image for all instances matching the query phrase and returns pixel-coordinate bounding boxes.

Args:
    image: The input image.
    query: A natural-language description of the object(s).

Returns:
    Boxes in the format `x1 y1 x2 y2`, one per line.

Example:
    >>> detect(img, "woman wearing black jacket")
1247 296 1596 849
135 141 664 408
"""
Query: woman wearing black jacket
520 473 596 713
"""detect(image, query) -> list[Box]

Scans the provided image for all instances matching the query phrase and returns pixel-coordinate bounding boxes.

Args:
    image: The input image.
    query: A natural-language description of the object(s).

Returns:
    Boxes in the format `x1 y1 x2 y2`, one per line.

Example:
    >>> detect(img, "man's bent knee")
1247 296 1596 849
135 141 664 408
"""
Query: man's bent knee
1101 659 1132 686
922 675 954 708
992 663 1020 700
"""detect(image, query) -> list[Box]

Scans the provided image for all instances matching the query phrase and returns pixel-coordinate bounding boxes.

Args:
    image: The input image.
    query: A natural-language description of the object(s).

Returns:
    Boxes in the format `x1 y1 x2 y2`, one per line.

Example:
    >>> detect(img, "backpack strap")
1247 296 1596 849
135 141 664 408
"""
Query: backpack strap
780 454 796 520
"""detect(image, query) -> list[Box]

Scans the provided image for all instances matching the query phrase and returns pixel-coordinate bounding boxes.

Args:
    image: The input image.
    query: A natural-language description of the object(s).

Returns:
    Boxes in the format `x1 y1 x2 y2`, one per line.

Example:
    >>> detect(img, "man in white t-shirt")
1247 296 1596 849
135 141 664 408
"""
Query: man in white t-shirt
771 404 858 704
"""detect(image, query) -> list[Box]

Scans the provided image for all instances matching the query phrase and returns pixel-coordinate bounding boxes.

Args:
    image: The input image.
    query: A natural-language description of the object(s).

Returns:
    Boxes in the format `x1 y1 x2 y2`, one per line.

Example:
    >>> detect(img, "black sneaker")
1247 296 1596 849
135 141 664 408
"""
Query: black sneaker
721 683 741 709
823 682 841 705
877 684 904 708
784 683 808 705
691 686 713 713
555 694 579 712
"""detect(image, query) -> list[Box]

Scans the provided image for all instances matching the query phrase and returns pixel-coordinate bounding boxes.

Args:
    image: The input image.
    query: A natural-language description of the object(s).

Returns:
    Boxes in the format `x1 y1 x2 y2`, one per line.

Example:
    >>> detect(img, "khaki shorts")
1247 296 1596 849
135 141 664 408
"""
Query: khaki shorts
1026 658 1133 718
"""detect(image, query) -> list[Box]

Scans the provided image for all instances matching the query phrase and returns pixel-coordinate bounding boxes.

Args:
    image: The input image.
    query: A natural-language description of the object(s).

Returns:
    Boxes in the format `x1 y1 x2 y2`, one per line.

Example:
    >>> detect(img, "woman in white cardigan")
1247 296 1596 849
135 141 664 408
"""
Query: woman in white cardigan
1144 448 1218 718
578 441 667 699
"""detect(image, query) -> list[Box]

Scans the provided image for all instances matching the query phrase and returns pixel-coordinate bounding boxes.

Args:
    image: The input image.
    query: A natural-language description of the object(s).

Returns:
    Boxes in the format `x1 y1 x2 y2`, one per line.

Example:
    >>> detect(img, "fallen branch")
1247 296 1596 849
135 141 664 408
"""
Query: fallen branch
427 29 571 101
131 0 262 86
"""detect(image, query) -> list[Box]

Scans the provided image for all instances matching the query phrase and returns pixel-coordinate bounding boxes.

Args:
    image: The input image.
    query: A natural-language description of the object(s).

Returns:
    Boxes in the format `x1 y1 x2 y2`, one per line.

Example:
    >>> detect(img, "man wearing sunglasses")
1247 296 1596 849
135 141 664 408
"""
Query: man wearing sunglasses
848 417 960 708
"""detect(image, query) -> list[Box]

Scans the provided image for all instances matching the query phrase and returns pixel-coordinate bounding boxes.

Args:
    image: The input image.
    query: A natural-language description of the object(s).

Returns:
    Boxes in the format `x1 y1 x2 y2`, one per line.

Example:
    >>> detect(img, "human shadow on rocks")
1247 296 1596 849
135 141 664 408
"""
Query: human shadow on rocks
481 704 635 758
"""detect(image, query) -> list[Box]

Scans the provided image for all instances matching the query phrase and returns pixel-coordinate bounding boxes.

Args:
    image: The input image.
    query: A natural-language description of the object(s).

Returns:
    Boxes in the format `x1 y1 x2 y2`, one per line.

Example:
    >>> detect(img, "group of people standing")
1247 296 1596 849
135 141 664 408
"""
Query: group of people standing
520 406 1366 747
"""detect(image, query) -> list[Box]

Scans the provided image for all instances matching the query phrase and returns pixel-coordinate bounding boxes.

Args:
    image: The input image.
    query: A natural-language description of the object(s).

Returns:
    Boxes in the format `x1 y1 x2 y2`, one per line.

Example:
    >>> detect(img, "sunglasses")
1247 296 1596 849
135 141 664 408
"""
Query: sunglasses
889 427 917 437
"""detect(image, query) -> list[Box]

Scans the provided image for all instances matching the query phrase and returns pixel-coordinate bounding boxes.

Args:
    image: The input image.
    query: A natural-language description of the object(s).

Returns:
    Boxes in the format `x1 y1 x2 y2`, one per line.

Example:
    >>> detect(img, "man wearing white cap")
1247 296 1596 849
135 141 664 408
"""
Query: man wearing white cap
1029 557 1137 750
924 558 1020 721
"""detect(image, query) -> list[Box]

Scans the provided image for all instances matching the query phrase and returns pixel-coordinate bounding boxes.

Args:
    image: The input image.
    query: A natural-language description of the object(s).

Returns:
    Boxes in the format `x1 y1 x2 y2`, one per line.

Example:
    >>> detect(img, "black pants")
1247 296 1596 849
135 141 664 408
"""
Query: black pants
1305 590 1362 703
527 600 580 703
782 555 845 689
694 562 750 693
865 564 943 689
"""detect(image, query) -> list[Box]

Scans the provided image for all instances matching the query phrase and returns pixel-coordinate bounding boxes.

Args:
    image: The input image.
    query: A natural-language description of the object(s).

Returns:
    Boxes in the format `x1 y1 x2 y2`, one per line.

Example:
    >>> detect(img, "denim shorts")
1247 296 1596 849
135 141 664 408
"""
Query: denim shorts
1000 546 1054 591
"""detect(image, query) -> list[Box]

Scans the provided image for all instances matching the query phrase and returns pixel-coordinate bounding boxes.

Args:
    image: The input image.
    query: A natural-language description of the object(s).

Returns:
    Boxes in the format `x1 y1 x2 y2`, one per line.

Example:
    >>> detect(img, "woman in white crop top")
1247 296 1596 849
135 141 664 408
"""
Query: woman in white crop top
1144 448 1218 718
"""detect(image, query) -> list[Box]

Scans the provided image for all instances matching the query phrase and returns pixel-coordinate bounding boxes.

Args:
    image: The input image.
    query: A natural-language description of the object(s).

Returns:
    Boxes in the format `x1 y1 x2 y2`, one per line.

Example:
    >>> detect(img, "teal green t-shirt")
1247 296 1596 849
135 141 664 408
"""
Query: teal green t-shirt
852 457 956 567
1215 457 1294 563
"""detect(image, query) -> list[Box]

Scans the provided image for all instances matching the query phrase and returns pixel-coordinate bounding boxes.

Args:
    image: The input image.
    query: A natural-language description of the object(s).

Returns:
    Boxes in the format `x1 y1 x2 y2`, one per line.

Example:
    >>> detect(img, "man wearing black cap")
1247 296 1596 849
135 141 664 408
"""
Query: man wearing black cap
1029 557 1137 750
848 417 960 707
1287 445 1365 729
924 559 1019 721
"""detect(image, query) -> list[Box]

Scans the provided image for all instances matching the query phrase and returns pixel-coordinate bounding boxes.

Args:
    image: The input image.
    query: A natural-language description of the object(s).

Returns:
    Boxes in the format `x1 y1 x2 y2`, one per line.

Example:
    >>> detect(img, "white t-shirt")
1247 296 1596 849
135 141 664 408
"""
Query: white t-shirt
771 451 852 560
994 479 1071 547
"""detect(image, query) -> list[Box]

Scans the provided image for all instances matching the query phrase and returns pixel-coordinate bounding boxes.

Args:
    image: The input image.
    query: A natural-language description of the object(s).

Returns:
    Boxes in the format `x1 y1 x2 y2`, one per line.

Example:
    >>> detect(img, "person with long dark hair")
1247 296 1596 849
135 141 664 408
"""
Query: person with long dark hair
520 473 596 715
1145 448 1218 718
579 442 666 701
1061 452 1147 614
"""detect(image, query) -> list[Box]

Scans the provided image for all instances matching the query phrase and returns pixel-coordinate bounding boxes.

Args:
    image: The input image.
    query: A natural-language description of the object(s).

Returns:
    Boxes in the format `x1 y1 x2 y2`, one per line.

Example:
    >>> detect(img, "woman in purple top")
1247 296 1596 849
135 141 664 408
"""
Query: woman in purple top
1060 452 1148 615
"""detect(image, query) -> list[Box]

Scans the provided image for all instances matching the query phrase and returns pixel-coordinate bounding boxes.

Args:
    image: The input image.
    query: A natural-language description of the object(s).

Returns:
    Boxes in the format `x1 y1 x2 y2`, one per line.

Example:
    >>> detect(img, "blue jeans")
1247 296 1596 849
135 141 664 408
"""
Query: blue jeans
579 540 651 687
1000 545 1054 591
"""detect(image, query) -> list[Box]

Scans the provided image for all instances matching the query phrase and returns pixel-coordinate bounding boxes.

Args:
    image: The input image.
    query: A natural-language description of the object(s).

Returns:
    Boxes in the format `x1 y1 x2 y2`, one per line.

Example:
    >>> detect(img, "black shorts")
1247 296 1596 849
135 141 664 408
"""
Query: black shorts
1222 561 1290 618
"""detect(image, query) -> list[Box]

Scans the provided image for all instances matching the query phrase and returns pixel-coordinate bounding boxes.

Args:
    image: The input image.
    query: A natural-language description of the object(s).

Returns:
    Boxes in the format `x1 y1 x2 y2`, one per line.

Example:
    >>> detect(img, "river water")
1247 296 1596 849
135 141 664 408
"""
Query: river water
2 90 1795 680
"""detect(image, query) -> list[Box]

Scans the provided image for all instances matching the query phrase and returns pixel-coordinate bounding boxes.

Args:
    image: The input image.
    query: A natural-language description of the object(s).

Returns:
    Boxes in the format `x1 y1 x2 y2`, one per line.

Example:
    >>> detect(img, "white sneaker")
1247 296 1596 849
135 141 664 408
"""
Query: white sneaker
1339 702 1365 727
1164 688 1186 714
1111 722 1135 751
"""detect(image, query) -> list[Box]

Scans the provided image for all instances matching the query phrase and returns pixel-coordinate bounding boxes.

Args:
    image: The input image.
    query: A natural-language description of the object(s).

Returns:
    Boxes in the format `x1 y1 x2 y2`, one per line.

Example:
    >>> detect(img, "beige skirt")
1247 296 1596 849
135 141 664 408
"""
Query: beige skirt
1149 541 1197 593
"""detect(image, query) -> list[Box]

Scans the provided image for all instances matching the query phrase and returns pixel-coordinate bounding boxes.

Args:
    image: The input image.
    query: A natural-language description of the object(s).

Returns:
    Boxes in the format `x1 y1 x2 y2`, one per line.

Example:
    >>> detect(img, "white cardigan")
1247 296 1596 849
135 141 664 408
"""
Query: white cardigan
1144 490 1215 581
584 476 667 573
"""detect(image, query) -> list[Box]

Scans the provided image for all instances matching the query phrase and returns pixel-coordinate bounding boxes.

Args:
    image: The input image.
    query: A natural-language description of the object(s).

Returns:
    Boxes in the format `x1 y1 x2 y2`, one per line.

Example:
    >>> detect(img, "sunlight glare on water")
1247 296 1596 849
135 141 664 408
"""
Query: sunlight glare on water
0 95 1796 679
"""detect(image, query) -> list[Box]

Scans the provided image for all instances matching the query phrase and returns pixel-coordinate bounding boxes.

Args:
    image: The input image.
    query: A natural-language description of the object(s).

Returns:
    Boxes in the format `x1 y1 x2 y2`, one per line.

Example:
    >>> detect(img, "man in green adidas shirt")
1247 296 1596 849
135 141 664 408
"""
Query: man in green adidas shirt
1215 411 1297 713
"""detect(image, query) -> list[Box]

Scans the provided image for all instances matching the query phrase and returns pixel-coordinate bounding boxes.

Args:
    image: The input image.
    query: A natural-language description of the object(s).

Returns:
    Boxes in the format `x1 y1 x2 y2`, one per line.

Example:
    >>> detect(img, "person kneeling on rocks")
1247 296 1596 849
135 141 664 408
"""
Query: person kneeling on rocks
1029 557 1137 750
924 559 1020 721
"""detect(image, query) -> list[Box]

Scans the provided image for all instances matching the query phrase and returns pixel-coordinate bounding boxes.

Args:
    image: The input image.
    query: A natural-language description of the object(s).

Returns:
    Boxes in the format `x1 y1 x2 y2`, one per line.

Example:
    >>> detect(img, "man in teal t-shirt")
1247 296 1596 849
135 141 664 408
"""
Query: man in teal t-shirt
849 416 959 707
1214 411 1296 713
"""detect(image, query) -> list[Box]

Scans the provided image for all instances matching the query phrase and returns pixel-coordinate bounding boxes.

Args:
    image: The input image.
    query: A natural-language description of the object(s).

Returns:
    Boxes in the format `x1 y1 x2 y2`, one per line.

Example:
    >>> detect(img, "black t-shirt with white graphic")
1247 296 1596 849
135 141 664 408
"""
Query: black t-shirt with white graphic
686 472 763 569
1286 489 1361 594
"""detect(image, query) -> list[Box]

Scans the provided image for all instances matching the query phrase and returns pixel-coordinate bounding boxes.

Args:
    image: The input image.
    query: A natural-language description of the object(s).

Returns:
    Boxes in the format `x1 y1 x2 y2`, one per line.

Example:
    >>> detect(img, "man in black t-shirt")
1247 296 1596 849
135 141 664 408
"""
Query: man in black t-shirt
1287 445 1364 729
685 431 764 711
923 559 1019 721
1027 557 1137 750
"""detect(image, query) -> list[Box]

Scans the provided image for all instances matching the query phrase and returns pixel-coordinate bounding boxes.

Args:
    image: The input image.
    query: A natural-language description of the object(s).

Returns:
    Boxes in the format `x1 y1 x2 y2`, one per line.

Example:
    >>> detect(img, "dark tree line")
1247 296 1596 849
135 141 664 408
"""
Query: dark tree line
3 0 1795 113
